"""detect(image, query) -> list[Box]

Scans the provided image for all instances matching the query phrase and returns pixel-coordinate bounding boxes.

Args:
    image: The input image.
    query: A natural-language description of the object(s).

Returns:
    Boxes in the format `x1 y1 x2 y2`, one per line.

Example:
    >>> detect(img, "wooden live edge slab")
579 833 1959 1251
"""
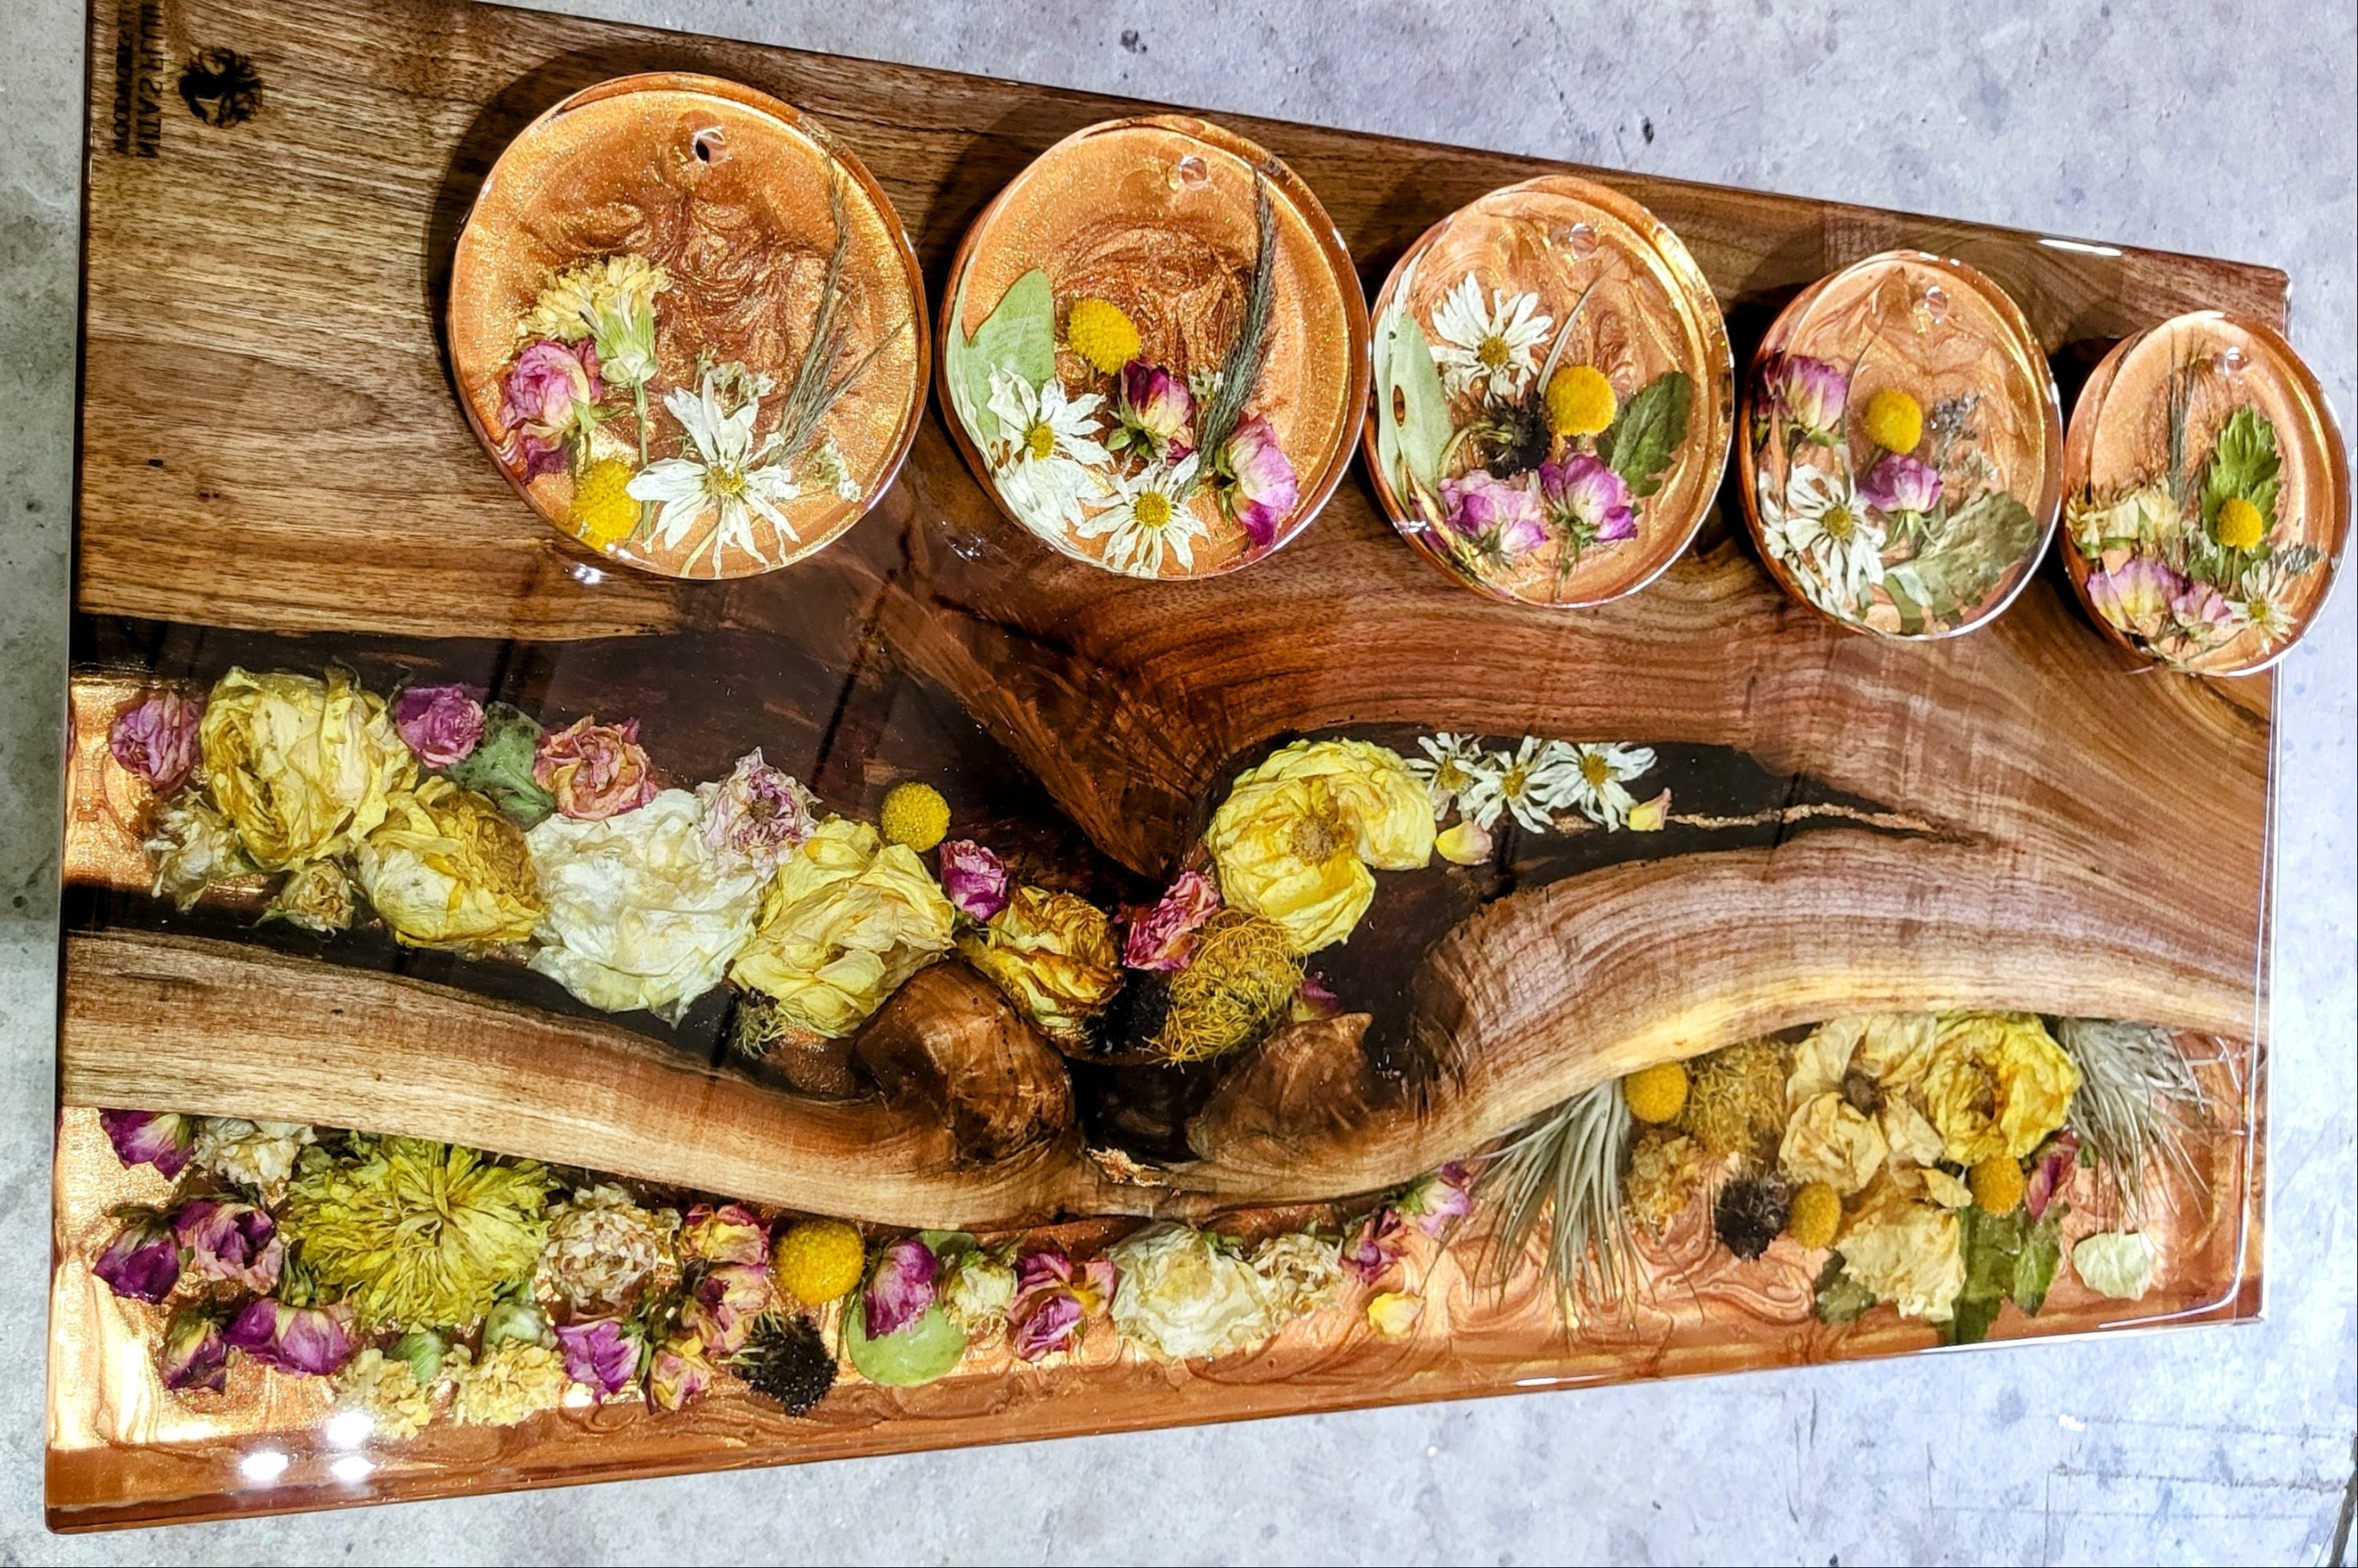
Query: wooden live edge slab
56 0 2287 1533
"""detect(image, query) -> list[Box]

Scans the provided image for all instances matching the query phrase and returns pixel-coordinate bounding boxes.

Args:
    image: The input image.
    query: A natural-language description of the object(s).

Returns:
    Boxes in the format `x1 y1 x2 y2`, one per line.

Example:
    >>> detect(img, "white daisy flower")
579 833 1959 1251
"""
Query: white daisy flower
1460 735 1561 834
2228 557 2300 644
1427 273 1553 398
1405 732 1495 820
627 371 801 572
1534 741 1658 830
1074 453 1207 578
987 369 1110 532
1757 464 1886 617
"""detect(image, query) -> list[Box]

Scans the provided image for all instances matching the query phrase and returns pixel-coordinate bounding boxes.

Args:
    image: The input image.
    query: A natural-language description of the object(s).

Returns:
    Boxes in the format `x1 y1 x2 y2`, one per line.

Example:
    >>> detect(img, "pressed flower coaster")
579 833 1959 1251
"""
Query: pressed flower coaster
1364 176 1734 608
447 73 928 579
2060 311 2349 677
1738 250 2062 638
936 115 1368 579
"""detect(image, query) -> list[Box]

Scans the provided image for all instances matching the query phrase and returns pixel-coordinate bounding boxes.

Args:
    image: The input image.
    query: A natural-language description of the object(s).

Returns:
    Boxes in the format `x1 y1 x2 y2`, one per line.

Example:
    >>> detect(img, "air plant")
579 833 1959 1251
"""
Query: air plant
1480 1079 1635 1316
2051 1017 2211 1221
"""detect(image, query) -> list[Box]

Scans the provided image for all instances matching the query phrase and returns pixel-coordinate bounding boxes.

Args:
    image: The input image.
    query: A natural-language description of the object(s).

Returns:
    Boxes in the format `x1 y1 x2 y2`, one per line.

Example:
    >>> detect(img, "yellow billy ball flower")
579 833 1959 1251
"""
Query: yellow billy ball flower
1066 297 1141 375
879 781 951 852
571 458 641 550
1862 388 1924 454
2214 495 2266 551
1968 1154 2027 1214
1622 1060 1690 1124
772 1218 867 1307
1786 1180 1842 1249
1545 364 1618 437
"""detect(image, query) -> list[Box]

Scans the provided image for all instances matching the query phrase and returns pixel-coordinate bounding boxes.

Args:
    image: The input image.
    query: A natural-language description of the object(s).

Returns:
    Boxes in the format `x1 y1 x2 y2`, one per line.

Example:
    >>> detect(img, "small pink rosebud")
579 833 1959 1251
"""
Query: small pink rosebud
99 1109 195 1178
865 1237 939 1338
391 684 487 770
174 1199 284 1294
937 839 1012 923
108 691 202 794
533 716 658 821
556 1317 643 1399
93 1207 181 1303
678 1203 770 1269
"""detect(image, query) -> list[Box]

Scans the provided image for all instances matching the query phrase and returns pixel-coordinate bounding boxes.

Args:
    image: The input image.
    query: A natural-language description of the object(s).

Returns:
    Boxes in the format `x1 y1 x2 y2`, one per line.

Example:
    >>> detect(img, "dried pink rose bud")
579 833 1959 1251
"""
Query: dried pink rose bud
1441 469 1548 557
1006 1246 1114 1362
93 1207 182 1302
1764 353 1848 444
2026 1129 2080 1221
174 1198 285 1293
1114 361 1194 454
108 691 202 794
1121 869 1221 971
1216 416 1300 550
864 1236 939 1338
1399 1163 1473 1238
678 1203 769 1269
1538 452 1636 543
533 716 658 821
1857 452 1943 517
158 1304 231 1393
502 339 601 477
556 1317 643 1399
1341 1207 1406 1284
224 1298 352 1377
937 840 1011 923
99 1109 195 1178
391 684 487 769
645 1333 714 1412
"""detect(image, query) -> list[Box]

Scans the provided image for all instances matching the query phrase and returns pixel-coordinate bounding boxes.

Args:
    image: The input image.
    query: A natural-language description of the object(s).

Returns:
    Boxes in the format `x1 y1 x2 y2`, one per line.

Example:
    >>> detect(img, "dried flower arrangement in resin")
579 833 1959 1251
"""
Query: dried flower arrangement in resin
939 116 1368 578
2060 310 2348 675
448 74 926 578
1366 176 1733 606
1739 251 2062 637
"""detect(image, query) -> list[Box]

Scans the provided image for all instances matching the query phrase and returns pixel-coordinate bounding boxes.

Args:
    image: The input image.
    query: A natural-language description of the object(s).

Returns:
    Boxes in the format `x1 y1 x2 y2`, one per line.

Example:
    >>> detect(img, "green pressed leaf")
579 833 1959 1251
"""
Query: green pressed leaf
1378 308 1453 495
843 1297 969 1387
2012 1208 2063 1316
1906 492 2037 618
1884 571 1929 636
1946 1291 2004 1346
952 268 1057 448
2199 405 2281 529
1811 1252 1877 1324
1597 371 1692 498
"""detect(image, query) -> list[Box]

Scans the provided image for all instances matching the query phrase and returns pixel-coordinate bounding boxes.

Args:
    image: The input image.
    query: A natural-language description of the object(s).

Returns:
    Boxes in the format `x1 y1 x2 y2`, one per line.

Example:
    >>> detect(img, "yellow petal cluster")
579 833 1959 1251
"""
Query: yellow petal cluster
356 779 543 951
729 817 958 1037
1919 1012 2080 1164
334 1348 434 1442
450 1341 567 1428
1206 739 1435 953
199 668 416 870
1778 1091 1888 1196
267 858 357 934
956 884 1121 1041
1835 1183 1964 1323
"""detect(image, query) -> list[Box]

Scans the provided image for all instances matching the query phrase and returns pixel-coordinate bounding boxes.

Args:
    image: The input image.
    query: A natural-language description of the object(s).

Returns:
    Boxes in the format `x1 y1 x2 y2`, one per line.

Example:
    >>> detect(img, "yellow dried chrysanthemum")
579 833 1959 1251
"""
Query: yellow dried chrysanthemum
145 794 255 909
1920 1012 2080 1164
956 885 1121 1041
354 778 543 951
1153 909 1303 1062
334 1348 434 1442
535 1183 678 1315
728 817 958 1037
450 1341 567 1428
1676 1038 1789 1160
1624 1127 1706 1234
199 667 416 871
282 1136 554 1332
1206 739 1435 953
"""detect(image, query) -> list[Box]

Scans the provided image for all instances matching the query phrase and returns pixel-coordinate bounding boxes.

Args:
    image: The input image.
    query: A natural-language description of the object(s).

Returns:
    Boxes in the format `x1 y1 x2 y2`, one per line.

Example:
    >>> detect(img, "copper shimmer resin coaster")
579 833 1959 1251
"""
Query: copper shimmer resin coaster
448 74 926 579
1739 251 2062 637
1366 176 1733 607
939 116 1368 579
2060 311 2349 676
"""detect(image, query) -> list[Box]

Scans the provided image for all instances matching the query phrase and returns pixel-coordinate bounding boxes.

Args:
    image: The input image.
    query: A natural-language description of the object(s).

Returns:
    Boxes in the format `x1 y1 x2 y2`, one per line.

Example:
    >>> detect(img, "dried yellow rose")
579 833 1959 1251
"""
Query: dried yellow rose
198 667 416 870
1921 1012 2080 1164
956 885 1121 1041
1206 739 1434 953
729 817 957 1036
1834 1183 1965 1323
266 857 357 934
356 779 542 951
1786 1013 1940 1109
1778 1091 1888 1196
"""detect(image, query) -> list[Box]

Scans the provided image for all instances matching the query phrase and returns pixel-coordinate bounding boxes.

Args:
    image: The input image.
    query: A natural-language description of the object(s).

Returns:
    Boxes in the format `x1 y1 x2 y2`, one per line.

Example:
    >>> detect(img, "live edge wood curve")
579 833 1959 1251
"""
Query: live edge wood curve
67 0 2276 1227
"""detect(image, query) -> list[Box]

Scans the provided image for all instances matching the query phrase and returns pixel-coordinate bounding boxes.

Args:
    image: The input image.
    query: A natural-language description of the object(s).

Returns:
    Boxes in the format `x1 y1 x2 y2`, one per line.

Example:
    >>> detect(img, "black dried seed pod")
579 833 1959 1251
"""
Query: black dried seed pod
1713 1175 1789 1261
734 1314 837 1416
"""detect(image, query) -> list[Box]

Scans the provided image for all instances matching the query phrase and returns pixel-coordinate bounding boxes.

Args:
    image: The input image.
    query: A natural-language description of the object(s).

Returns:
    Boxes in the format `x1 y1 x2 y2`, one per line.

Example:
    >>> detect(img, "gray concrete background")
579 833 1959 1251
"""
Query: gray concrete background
1 0 2351 1560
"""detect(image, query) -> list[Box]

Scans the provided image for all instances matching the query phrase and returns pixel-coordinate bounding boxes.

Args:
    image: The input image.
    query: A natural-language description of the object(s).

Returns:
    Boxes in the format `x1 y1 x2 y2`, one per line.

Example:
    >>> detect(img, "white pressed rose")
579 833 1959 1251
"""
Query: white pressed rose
525 789 765 1022
1106 1223 1278 1362
1248 1232 1344 1320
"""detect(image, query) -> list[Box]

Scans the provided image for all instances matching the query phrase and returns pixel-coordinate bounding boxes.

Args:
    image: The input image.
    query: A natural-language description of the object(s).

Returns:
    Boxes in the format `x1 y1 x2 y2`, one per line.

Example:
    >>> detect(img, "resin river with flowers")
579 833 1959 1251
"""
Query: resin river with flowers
53 0 2287 1530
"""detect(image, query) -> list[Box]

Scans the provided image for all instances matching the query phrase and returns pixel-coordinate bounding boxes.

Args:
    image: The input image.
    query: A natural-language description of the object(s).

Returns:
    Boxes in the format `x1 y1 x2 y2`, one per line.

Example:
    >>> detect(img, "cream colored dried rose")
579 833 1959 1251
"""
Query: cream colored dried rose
535 1184 679 1314
1778 1091 1888 1196
334 1348 434 1441
1248 1232 1343 1320
1834 1185 1964 1323
939 1250 1019 1341
1106 1223 1277 1362
450 1340 567 1428
191 1118 316 1193
145 795 253 909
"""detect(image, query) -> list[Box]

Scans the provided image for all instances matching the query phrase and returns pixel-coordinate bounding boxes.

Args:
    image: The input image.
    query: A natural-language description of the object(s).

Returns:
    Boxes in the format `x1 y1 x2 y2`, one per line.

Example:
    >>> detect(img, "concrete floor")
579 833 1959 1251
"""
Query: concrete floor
1 0 2352 1560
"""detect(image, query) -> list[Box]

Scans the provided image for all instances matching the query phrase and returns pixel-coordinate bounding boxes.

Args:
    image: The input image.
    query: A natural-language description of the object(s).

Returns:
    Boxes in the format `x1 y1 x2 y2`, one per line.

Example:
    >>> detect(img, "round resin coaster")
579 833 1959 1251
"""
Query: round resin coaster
937 115 1368 579
1738 250 2061 637
2060 312 2348 677
449 74 927 579
1365 176 1733 608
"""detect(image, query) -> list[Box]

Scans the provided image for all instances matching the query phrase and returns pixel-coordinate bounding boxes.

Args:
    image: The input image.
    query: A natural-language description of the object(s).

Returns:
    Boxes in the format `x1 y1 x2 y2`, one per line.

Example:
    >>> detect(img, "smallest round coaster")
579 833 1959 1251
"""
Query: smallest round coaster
2061 311 2348 677
1738 250 2061 638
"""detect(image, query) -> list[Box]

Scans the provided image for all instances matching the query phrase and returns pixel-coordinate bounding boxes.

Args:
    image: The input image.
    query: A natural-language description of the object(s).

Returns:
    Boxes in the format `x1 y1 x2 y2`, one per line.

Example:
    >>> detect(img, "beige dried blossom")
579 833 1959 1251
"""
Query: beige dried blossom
535 1184 679 1315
